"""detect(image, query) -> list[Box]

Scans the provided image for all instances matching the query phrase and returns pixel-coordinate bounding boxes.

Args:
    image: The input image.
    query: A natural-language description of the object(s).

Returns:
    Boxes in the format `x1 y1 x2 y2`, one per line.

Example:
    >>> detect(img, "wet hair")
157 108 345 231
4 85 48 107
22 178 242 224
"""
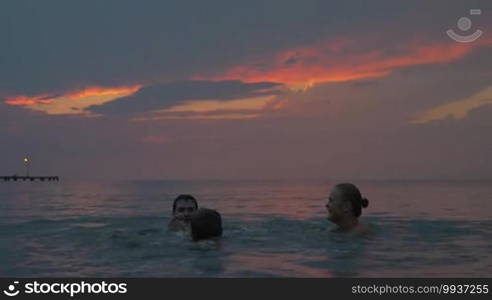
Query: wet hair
335 183 369 217
190 208 223 241
172 194 198 213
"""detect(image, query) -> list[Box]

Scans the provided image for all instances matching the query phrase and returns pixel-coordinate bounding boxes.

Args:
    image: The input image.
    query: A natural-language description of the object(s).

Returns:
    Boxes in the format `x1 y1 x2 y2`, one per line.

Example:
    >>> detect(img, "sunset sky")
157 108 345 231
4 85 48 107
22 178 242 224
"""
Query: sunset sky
1 0 492 180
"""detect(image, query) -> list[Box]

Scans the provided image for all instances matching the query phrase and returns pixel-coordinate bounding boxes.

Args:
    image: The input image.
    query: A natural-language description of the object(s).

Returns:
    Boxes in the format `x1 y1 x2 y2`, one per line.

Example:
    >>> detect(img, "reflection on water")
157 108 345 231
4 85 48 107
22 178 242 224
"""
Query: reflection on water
227 252 333 277
1 180 491 277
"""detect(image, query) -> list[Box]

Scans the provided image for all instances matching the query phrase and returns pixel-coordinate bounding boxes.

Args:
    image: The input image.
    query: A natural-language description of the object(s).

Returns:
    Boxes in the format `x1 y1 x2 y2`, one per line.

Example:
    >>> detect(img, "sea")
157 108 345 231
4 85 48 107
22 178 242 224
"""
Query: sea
1 179 491 277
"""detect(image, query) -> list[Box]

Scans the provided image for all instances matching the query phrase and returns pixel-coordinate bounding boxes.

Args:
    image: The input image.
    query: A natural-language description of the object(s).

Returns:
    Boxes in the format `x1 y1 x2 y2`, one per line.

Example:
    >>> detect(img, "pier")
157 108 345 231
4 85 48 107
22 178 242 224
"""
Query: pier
1 157 59 182
1 176 60 182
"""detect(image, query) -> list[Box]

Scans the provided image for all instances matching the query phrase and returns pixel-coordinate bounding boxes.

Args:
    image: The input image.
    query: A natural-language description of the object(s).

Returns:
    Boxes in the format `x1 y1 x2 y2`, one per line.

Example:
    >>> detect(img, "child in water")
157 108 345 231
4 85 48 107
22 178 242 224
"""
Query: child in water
190 208 223 241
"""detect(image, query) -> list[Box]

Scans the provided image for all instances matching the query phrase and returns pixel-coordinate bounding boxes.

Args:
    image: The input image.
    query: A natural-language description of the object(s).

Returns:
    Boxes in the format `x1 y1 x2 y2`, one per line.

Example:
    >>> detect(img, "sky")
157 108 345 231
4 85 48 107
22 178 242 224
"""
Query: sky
1 0 492 180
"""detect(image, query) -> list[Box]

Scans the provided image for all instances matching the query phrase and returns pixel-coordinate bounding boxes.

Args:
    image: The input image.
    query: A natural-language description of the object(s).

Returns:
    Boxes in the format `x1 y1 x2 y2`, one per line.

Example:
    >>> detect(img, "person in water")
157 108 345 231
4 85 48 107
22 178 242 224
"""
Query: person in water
168 194 199 232
325 183 369 231
190 208 222 241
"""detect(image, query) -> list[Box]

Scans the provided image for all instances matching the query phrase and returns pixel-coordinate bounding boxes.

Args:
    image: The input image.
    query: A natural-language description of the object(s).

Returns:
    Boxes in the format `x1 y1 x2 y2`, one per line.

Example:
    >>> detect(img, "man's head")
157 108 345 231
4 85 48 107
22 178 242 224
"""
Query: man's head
172 194 198 222
190 208 222 241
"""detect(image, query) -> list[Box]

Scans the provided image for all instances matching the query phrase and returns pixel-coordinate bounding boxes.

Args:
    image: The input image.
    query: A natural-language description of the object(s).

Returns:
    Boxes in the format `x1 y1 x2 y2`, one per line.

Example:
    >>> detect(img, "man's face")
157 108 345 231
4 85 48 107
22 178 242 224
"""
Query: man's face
173 199 197 222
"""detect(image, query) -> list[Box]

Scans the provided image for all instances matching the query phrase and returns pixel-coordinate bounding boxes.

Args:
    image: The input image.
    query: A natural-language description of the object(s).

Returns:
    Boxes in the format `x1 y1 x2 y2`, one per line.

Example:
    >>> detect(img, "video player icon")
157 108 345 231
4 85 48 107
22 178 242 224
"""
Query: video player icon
3 281 20 297
447 9 483 43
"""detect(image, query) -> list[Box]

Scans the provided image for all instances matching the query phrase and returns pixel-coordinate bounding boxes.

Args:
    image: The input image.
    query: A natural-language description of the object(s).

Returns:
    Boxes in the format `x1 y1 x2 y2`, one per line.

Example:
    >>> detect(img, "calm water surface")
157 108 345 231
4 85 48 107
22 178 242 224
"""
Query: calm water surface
1 180 491 277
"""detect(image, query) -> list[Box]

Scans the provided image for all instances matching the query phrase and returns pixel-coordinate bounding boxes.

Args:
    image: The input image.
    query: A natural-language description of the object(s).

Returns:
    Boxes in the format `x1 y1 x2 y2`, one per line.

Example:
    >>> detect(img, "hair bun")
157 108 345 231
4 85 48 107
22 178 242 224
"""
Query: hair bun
361 197 369 208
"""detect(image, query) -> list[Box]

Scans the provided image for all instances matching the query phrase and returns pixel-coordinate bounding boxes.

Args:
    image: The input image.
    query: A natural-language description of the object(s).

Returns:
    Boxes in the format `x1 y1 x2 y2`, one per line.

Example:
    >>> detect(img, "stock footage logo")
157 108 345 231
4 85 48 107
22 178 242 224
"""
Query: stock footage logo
2 280 127 298
447 9 483 43
3 281 20 297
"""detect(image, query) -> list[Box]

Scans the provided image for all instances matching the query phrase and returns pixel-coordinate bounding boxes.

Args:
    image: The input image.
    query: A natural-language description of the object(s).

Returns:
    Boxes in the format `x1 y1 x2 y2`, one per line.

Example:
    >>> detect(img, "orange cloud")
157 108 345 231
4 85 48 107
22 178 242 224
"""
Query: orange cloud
5 96 53 106
4 85 142 114
132 94 281 121
194 37 492 89
63 85 142 99
411 84 492 124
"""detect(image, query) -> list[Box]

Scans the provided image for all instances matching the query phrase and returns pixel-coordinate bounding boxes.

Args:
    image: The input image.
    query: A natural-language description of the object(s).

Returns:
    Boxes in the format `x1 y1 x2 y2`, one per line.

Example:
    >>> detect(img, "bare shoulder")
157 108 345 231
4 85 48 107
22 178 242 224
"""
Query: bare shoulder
353 222 376 235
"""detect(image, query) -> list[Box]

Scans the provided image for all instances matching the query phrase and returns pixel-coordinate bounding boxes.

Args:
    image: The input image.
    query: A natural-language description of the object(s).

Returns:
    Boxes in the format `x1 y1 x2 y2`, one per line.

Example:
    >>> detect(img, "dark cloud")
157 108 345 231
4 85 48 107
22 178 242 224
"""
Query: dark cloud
2 0 490 97
87 80 282 115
